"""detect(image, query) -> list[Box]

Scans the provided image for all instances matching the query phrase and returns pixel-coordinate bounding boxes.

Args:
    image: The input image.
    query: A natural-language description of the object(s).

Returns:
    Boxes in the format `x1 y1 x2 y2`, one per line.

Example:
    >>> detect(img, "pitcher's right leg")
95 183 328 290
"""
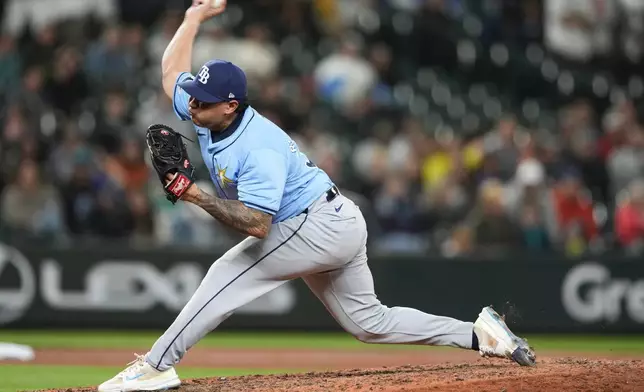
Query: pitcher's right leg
98 235 290 392
145 236 287 371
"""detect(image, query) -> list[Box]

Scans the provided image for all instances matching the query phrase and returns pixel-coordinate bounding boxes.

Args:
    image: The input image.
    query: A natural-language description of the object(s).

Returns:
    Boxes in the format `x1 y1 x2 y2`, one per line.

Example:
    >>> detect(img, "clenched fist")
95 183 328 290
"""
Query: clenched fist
185 0 227 24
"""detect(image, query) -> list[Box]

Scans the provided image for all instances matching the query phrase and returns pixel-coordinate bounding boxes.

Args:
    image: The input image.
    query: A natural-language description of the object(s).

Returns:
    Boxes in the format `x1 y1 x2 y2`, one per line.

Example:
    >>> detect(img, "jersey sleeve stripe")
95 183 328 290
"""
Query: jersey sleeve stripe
241 201 278 215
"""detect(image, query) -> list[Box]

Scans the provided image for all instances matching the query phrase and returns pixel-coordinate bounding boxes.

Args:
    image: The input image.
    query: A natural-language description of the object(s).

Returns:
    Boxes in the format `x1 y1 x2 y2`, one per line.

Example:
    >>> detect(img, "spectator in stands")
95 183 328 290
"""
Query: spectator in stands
543 168 599 256
616 0 644 79
519 203 551 252
481 0 543 46
387 117 422 172
606 112 644 199
475 153 503 186
507 146 546 218
128 191 155 245
0 159 64 238
45 46 89 116
17 66 48 123
238 23 280 81
2 0 117 37
421 134 473 225
91 89 132 154
20 24 57 70
324 0 376 30
59 147 100 236
271 1 320 44
511 0 544 45
561 99 610 203
84 26 137 92
117 138 149 193
412 0 458 70
0 105 31 188
373 170 430 253
373 172 415 232
0 35 21 100
421 132 482 194
193 22 279 83
615 178 644 252
597 103 630 164
422 134 459 194
468 179 523 257
368 43 396 107
483 116 520 183
192 23 233 77
21 134 47 167
123 24 147 73
513 146 551 253
253 78 299 131
314 34 377 109
88 183 134 239
545 0 620 66
50 122 87 184
351 126 390 199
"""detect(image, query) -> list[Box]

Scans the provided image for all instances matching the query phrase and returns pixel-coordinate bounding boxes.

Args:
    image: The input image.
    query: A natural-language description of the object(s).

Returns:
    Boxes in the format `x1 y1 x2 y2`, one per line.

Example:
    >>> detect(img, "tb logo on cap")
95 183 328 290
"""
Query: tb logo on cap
197 66 210 84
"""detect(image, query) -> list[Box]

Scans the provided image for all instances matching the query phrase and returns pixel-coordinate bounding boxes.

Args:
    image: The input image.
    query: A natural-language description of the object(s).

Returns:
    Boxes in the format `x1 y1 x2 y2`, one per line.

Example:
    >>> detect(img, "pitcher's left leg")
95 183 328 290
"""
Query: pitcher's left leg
304 240 536 365
303 251 474 349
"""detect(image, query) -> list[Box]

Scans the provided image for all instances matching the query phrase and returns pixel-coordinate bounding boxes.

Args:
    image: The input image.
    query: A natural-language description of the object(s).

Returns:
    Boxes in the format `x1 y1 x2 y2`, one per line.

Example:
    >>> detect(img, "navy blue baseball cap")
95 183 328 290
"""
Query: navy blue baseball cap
178 60 247 104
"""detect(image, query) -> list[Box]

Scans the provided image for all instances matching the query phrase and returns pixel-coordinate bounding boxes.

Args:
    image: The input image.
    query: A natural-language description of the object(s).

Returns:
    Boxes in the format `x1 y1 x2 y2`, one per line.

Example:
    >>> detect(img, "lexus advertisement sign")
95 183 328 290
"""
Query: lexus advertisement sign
0 244 319 330
0 243 643 333
0 244 36 325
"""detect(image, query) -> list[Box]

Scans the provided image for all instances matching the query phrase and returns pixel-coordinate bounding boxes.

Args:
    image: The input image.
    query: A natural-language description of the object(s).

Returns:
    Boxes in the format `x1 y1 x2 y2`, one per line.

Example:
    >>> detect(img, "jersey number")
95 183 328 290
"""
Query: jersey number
291 141 317 168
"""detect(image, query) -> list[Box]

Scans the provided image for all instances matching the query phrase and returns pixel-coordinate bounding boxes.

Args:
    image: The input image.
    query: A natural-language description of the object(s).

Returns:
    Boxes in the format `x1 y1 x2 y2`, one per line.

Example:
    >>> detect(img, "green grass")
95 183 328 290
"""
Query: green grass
0 365 294 392
0 330 373 350
523 334 644 353
0 330 643 353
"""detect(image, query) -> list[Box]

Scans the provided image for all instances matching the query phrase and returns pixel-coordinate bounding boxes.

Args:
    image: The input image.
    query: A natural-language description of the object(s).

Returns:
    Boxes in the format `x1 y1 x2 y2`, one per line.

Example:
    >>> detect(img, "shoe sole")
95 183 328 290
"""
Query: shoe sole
478 306 536 367
126 378 181 392
102 377 180 392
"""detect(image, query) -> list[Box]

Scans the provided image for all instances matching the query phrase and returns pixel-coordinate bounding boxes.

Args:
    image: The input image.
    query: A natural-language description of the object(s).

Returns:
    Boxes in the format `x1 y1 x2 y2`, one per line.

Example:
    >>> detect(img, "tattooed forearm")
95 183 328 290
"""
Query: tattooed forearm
190 190 272 238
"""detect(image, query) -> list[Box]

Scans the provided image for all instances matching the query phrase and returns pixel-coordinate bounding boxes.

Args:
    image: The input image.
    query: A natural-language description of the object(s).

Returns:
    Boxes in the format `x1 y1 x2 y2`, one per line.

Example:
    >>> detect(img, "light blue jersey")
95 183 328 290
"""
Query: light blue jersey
172 72 334 223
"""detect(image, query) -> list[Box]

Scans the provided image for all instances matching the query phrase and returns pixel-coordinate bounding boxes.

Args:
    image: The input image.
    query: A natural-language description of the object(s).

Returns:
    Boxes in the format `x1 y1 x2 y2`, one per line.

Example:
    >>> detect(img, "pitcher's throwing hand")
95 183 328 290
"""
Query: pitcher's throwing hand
185 0 226 23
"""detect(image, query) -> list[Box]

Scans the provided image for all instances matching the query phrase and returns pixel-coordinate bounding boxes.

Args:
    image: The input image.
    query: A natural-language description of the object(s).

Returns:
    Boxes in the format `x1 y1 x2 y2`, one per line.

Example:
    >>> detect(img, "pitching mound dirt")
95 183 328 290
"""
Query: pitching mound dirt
39 358 644 392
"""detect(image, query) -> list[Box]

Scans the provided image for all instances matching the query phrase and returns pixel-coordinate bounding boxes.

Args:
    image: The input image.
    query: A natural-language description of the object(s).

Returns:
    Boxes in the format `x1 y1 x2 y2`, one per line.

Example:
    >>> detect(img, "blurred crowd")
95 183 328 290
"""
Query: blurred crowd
1 0 644 258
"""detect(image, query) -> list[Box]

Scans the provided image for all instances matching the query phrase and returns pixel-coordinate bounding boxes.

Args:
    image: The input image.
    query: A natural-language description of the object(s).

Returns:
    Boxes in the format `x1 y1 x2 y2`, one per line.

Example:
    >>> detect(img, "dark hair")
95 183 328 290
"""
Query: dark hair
235 98 250 113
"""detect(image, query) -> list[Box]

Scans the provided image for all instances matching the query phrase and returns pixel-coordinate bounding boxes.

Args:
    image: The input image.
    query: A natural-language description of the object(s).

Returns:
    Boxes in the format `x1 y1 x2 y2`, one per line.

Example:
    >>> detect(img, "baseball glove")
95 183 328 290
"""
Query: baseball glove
145 124 196 204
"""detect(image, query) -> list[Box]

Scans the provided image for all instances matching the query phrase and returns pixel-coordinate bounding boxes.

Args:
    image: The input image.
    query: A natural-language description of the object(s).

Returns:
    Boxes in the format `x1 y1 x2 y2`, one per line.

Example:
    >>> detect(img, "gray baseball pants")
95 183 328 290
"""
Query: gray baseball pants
147 191 474 371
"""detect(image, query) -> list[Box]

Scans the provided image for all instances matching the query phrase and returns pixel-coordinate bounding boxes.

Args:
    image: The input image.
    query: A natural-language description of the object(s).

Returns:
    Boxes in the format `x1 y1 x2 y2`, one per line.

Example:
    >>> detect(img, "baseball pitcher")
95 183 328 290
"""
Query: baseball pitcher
98 1 535 391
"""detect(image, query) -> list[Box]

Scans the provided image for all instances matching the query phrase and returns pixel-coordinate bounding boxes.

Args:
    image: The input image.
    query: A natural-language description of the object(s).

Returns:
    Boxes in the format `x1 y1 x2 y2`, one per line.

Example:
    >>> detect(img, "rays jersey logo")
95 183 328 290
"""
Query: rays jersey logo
289 140 317 168
197 66 210 84
213 164 237 199
217 166 234 187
